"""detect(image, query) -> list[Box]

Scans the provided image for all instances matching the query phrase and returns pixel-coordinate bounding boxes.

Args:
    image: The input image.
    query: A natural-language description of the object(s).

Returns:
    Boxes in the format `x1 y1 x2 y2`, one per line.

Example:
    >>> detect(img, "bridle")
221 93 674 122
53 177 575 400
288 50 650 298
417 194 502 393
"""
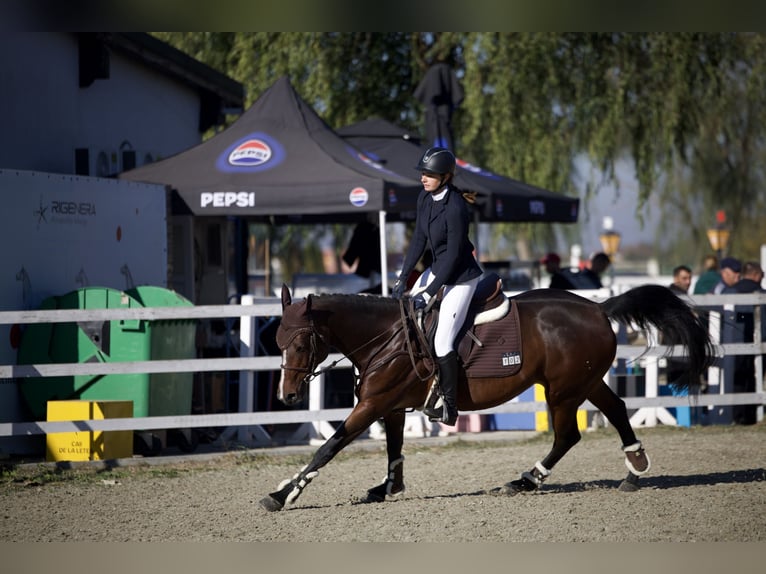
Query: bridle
278 326 329 385
279 317 406 387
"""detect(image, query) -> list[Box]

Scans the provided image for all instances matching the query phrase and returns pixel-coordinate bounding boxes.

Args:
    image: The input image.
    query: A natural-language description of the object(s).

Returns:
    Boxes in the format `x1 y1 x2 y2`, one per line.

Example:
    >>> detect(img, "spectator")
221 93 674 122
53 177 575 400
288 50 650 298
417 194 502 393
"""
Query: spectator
553 252 611 290
722 260 765 424
664 265 693 388
711 256 741 294
693 255 720 295
579 252 611 289
342 221 382 293
541 252 575 289
669 265 692 294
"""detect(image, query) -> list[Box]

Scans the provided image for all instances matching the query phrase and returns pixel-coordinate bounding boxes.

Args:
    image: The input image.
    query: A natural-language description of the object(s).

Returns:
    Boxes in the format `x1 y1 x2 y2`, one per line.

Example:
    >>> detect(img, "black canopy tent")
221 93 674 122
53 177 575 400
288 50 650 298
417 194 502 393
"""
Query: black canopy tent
120 76 424 295
121 78 579 298
121 76 422 223
337 117 580 224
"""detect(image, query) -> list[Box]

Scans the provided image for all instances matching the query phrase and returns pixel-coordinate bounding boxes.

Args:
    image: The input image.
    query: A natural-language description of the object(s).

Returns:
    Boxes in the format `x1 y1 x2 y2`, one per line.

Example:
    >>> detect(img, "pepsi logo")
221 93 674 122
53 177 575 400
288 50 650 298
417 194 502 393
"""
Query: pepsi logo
456 157 482 174
229 139 272 167
349 187 369 207
357 152 384 170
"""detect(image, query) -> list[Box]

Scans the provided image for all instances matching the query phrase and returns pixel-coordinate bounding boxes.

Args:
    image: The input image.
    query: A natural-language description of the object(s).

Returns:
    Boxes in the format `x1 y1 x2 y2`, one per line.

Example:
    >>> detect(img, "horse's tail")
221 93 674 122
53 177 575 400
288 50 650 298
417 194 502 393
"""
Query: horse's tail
599 284 715 392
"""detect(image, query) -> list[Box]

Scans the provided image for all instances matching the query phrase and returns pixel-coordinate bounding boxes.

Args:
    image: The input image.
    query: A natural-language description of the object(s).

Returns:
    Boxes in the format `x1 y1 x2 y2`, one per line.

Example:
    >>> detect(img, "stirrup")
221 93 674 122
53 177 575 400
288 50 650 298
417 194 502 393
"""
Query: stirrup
423 397 458 426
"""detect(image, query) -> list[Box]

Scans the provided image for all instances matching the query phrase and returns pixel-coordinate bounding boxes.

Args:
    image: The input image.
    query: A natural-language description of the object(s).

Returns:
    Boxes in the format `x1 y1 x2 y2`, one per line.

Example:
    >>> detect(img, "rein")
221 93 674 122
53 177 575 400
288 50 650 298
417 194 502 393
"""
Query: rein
281 317 404 385
399 298 436 382
281 297 436 387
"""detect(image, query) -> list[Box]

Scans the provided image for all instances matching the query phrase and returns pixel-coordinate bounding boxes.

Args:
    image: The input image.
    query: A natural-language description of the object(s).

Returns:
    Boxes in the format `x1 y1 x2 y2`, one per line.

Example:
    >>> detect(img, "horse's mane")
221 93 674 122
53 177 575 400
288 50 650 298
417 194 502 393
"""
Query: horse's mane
312 292 399 315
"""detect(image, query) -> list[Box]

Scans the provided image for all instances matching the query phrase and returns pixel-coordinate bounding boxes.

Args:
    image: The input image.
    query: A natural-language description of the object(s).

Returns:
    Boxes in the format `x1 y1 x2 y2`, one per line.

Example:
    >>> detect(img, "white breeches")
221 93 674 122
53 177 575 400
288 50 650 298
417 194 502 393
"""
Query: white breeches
416 270 480 357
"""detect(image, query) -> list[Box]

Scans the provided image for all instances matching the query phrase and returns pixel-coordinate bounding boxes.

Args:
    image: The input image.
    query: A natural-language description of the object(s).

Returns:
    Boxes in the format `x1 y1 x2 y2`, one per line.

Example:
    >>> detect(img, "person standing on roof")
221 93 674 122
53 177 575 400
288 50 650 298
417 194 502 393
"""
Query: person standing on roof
391 147 482 426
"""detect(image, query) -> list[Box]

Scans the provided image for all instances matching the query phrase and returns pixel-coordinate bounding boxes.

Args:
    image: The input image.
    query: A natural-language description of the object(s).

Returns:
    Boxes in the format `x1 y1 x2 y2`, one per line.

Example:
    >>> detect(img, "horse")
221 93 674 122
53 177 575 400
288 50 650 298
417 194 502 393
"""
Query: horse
259 281 714 512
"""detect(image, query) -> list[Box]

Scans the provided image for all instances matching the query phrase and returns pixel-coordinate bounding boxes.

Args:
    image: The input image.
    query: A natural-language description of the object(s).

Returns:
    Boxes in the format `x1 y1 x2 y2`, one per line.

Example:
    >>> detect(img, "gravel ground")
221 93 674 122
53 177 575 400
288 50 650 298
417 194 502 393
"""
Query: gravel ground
1 423 764 542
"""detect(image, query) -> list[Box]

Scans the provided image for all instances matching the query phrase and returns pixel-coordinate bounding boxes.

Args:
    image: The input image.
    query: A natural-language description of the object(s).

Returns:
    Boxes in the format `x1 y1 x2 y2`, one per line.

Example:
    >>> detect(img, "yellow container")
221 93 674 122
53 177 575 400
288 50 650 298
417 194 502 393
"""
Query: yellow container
534 384 588 432
46 400 133 462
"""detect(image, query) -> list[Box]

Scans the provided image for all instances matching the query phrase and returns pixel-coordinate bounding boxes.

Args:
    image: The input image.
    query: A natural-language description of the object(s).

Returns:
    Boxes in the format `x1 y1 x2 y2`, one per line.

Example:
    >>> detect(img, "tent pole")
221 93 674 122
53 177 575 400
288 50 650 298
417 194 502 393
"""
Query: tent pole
472 210 481 262
379 210 389 295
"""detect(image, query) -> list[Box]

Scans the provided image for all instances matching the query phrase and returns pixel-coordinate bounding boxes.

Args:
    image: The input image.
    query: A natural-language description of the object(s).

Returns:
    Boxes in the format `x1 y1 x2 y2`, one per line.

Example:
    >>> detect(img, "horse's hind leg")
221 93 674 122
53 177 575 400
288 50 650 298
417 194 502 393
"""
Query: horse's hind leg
365 409 406 502
494 396 583 495
586 380 651 491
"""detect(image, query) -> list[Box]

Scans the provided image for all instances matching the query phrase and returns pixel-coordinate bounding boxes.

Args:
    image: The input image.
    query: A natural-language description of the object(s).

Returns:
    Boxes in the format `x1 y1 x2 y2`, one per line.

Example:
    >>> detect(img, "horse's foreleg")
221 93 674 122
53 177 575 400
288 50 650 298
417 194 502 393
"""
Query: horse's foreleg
365 409 406 502
586 380 650 491
259 414 372 512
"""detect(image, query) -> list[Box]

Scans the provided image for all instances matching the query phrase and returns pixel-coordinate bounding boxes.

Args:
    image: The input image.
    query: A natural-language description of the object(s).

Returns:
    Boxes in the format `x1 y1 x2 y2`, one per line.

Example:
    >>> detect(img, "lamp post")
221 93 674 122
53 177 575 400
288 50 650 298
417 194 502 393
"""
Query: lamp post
706 210 730 260
599 216 621 291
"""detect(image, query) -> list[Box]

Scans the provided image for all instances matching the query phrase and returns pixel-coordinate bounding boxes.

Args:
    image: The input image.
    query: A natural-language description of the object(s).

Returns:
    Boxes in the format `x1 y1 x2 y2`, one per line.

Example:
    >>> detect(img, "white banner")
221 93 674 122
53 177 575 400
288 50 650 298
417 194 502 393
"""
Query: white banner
0 169 168 364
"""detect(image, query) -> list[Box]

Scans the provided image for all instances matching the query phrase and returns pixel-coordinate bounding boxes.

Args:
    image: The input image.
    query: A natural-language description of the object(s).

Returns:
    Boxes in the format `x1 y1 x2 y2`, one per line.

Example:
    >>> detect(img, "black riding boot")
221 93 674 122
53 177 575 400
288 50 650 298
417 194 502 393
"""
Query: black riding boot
424 351 459 426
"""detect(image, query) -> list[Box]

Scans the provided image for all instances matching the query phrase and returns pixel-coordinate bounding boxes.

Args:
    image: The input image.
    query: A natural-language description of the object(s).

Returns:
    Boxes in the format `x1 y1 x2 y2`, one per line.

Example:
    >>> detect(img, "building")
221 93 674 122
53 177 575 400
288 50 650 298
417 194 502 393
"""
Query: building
0 32 245 305
0 33 245 454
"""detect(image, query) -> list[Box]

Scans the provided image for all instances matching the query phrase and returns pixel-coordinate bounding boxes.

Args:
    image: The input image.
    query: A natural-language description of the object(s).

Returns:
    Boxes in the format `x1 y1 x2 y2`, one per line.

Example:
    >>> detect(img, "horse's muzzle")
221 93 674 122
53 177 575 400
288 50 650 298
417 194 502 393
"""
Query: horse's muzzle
281 392 302 406
278 374 307 406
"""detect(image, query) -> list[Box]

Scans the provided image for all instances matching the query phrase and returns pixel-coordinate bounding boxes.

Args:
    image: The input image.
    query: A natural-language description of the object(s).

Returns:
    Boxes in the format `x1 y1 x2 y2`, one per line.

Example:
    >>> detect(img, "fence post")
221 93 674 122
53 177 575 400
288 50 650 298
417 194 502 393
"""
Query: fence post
755 304 764 423
234 295 271 445
710 304 737 424
629 326 676 427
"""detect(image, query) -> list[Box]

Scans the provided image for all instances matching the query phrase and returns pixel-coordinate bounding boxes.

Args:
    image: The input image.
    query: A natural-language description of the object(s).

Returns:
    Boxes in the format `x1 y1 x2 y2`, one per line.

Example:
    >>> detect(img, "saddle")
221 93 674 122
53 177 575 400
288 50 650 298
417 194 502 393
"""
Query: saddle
411 272 523 379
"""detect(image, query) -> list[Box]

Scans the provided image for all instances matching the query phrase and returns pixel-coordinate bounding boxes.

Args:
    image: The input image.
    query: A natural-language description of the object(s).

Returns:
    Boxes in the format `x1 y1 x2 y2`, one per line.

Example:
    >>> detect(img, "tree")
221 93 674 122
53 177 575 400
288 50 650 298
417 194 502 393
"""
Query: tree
154 32 766 271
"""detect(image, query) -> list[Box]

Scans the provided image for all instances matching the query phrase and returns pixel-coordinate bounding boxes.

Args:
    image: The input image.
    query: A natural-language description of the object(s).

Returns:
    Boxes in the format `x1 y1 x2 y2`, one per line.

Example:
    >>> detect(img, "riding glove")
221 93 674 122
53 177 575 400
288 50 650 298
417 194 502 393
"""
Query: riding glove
412 293 428 310
391 279 406 299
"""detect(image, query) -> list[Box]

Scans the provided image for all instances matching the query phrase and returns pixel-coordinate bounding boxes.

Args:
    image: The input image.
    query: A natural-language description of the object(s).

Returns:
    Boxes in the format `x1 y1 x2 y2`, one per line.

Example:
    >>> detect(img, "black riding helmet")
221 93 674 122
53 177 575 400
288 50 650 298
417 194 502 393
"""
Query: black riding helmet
415 147 456 177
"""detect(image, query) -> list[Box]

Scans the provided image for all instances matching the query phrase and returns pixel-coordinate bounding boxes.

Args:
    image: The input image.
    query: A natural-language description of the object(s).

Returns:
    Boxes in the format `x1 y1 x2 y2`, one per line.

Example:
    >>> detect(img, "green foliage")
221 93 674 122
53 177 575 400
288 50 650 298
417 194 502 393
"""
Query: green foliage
153 32 766 269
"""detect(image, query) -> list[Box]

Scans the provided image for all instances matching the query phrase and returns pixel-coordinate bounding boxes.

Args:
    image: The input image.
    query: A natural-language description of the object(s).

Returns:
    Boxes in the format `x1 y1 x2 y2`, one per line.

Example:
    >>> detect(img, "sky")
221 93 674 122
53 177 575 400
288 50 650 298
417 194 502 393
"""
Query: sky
572 155 661 258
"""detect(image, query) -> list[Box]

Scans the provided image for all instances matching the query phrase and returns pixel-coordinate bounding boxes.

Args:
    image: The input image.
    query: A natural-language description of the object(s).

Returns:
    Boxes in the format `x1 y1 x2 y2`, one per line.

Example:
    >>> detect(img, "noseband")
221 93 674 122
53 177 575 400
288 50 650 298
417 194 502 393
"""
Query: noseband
279 314 406 386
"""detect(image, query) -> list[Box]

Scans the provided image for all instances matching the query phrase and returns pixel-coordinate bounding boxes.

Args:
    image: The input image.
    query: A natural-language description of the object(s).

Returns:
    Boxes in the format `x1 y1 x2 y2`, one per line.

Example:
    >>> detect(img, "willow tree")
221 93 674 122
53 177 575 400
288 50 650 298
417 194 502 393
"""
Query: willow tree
155 32 766 269
456 33 766 264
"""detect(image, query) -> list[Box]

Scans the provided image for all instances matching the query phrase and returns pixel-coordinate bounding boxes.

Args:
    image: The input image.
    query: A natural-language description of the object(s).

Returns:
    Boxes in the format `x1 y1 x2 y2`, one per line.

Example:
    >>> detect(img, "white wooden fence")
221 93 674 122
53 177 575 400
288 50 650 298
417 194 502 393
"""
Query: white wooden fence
0 291 764 447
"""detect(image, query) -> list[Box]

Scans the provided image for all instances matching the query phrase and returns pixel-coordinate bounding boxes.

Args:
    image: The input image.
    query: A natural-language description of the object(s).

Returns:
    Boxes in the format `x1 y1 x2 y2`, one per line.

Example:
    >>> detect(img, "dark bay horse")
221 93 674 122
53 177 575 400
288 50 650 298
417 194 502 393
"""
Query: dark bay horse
260 283 714 512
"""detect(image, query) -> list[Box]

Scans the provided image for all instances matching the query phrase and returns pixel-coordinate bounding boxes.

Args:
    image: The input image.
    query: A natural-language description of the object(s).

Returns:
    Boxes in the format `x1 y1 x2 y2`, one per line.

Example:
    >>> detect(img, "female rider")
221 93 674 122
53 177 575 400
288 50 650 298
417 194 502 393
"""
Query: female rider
392 147 482 426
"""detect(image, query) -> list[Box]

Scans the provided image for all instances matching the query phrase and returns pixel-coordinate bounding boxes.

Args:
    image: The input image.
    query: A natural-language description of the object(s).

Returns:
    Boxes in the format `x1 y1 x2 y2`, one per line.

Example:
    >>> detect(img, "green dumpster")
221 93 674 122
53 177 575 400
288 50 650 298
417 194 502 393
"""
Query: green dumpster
125 285 196 418
17 286 196 421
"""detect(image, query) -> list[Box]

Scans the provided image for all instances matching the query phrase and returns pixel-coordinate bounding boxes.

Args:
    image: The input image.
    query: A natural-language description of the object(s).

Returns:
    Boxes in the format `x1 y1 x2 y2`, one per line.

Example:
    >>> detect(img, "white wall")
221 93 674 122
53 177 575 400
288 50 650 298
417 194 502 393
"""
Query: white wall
0 33 202 175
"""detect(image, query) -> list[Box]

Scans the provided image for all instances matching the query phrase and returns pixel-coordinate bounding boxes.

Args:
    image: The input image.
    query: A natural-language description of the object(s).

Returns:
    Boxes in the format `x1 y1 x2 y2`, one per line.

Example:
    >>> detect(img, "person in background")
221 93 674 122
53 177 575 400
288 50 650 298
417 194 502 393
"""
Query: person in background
711 256 741 294
541 252 575 289
342 220 382 294
391 147 482 426
664 264 693 388
728 260 765 292
668 264 692 294
693 255 720 295
580 252 611 289
722 260 765 425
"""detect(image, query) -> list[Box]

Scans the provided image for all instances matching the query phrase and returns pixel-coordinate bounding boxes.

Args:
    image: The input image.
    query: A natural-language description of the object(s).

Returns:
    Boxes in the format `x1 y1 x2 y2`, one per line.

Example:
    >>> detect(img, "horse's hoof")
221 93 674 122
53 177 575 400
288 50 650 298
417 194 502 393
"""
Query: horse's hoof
487 486 518 496
618 480 639 492
259 495 284 512
365 483 388 503
486 482 524 496
364 481 405 503
618 472 640 492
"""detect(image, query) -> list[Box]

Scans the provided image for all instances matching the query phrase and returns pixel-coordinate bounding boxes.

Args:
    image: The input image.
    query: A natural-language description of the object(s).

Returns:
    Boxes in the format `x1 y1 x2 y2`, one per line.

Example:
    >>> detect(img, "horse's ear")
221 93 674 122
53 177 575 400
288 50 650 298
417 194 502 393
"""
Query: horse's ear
306 293 313 314
281 284 292 309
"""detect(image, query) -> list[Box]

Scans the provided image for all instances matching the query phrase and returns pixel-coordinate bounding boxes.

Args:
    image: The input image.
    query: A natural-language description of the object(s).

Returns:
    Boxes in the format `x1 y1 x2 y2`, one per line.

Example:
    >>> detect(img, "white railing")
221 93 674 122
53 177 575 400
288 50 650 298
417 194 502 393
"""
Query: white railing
0 291 764 446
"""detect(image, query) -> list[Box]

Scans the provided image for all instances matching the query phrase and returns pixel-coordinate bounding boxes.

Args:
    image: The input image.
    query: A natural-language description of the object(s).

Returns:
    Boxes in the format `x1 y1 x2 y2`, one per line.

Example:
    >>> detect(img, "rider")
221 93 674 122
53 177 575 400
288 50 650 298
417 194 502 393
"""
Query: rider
391 147 483 426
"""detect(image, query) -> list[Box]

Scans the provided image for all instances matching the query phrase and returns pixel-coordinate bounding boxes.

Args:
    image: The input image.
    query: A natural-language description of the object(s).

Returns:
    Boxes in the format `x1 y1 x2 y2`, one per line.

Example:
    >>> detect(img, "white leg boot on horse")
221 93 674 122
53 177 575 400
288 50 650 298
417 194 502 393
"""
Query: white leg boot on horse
423 351 459 426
